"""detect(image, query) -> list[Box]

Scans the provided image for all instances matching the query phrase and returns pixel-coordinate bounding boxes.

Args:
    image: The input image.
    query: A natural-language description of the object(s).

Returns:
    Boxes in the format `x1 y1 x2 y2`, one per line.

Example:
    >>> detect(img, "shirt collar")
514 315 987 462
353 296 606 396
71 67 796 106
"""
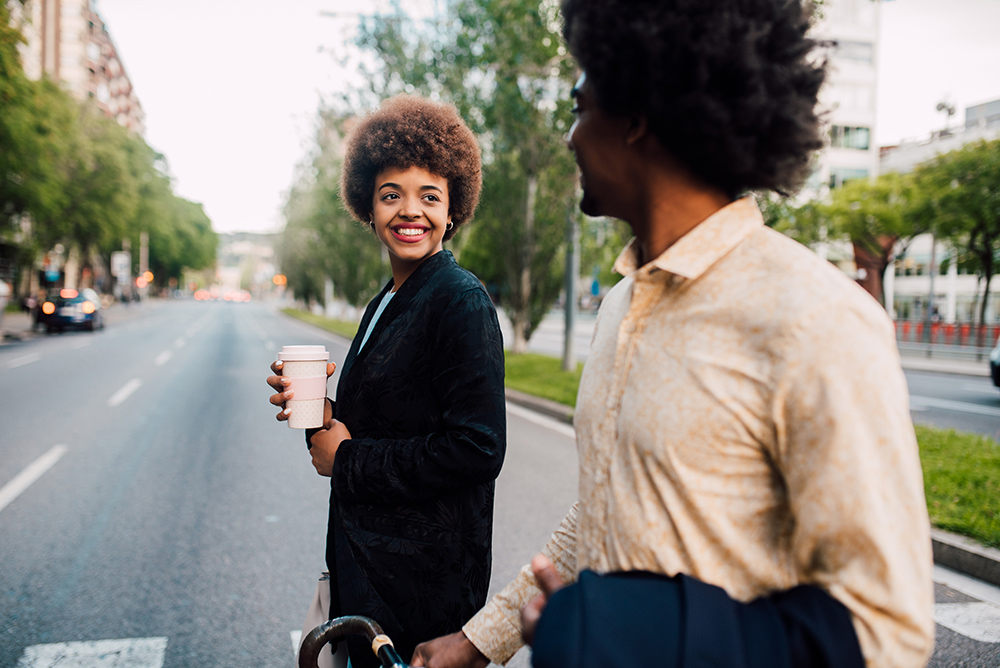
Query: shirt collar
613 197 764 280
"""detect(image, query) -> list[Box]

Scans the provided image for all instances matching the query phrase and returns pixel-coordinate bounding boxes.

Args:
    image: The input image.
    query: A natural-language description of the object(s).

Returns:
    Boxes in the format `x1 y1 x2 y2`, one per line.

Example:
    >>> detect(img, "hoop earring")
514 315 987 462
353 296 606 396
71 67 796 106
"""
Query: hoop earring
369 219 375 230
446 221 454 231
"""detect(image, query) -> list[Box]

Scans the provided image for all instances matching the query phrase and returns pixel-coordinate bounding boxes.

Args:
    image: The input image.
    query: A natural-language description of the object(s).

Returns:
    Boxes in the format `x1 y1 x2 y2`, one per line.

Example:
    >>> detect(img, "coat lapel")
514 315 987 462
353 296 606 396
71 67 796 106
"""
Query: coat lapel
337 250 454 398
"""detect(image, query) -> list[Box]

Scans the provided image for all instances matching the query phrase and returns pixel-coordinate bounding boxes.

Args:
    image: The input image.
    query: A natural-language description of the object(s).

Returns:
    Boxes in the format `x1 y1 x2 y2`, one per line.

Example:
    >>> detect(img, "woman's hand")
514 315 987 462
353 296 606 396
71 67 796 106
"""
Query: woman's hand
309 418 351 476
267 360 336 423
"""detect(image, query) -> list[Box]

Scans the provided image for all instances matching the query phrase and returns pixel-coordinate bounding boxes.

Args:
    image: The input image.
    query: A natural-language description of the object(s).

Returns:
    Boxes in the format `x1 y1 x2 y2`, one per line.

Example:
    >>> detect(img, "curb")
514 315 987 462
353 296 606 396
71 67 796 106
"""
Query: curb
931 529 1000 587
505 388 574 424
504 390 1000 589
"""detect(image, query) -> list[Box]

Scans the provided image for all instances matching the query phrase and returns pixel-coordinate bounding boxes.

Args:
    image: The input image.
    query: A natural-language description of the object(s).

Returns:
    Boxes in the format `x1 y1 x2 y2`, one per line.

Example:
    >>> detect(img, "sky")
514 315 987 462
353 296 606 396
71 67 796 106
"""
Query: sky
91 0 1000 236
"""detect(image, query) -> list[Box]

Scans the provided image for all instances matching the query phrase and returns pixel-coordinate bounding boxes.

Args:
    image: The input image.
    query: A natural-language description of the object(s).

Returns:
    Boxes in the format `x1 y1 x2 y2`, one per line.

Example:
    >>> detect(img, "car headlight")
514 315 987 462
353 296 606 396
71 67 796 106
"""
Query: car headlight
82 301 96 314
42 301 55 315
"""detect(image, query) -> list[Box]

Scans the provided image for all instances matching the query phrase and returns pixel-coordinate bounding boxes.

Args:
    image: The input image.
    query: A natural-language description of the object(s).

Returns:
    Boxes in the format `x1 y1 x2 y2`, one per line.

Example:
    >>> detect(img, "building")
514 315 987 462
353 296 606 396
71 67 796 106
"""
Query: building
879 98 1000 325
810 0 882 194
12 0 144 133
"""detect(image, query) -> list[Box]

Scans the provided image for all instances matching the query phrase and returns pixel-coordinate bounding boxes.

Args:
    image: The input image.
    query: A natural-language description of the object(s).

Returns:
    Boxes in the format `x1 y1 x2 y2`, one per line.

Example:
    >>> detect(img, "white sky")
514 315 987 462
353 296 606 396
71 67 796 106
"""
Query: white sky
91 0 1000 235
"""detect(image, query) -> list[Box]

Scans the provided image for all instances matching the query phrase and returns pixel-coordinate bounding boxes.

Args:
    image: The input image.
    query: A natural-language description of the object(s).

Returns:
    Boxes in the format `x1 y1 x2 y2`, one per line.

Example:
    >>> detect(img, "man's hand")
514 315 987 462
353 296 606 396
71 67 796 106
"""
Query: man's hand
410 631 489 668
520 554 565 647
308 418 351 477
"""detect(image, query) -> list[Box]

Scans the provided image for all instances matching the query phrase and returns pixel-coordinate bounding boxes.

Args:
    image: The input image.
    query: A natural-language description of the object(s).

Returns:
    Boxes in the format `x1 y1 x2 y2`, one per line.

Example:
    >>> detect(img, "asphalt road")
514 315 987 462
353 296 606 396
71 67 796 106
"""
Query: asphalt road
1 300 997 667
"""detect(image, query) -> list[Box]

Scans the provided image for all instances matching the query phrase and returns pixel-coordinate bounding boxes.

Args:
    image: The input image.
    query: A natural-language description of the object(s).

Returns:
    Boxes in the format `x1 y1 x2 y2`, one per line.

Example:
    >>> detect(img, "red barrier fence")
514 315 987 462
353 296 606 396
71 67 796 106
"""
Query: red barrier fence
894 321 1000 347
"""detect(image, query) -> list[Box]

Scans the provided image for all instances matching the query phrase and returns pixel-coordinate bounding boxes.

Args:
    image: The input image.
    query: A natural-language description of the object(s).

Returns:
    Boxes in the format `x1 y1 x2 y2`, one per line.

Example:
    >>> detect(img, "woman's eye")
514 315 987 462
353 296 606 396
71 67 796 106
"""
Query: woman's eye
382 193 399 201
424 194 440 202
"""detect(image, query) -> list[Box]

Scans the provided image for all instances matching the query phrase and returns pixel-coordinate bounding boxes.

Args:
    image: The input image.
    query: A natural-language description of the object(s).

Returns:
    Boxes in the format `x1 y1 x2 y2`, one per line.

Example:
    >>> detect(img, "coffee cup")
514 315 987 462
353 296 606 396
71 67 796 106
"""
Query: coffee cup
278 345 329 429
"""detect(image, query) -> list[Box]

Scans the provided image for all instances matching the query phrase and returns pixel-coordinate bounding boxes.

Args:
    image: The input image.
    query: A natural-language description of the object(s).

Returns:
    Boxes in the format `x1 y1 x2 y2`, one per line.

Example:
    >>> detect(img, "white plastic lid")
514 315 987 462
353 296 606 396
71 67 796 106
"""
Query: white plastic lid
278 345 329 362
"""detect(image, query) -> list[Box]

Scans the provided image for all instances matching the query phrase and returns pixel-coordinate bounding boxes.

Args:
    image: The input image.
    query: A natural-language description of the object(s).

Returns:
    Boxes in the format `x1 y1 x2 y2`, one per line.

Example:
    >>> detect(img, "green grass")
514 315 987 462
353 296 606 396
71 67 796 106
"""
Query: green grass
281 308 360 340
504 352 584 408
280 307 1000 548
917 425 1000 549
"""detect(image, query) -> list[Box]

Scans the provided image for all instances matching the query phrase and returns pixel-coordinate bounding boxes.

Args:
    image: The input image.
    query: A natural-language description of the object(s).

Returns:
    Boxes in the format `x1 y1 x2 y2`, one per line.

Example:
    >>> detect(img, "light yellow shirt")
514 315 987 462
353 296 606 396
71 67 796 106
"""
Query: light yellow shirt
463 197 934 667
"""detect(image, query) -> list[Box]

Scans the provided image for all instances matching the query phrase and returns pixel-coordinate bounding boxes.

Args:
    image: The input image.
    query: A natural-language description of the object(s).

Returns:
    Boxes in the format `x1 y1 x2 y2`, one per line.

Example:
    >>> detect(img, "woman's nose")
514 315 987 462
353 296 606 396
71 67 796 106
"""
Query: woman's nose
399 196 422 218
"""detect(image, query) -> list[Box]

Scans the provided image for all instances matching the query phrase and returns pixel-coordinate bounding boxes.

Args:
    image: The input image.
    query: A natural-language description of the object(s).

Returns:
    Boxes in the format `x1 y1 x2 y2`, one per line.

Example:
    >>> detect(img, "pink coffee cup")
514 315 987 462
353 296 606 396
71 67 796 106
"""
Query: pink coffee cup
278 345 329 429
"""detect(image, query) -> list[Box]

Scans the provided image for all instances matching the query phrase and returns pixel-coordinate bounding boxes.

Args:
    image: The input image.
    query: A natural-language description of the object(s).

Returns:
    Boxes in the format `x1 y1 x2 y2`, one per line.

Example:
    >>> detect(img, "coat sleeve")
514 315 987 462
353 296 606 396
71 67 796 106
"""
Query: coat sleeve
331 286 506 505
531 570 864 668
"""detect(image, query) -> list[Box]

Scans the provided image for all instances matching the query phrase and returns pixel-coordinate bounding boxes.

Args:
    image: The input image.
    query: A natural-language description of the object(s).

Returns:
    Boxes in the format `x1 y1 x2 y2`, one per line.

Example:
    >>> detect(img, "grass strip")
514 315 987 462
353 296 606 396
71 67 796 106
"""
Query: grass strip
280 308 1000 548
916 424 1000 548
281 308 359 340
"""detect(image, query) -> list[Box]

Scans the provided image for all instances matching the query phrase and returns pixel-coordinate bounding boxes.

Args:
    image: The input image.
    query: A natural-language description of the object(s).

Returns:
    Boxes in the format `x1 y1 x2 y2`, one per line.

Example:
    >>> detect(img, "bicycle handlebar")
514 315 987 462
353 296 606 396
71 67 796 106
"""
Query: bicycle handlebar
298 615 409 668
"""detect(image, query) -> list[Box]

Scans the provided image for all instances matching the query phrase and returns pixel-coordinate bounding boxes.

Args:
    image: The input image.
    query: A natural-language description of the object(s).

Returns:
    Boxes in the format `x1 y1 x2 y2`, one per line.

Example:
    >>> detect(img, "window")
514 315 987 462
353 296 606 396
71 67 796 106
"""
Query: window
835 40 873 65
830 125 871 150
828 167 868 189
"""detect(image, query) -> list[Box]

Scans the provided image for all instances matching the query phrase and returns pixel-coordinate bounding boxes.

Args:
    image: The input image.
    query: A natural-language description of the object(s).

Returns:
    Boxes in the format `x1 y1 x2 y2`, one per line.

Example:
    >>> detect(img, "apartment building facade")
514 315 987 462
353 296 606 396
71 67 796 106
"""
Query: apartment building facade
12 0 144 133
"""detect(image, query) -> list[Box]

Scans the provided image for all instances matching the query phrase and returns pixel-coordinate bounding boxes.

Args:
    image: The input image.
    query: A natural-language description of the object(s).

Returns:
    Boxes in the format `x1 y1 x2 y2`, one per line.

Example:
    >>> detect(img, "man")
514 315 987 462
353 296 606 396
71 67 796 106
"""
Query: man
412 0 934 666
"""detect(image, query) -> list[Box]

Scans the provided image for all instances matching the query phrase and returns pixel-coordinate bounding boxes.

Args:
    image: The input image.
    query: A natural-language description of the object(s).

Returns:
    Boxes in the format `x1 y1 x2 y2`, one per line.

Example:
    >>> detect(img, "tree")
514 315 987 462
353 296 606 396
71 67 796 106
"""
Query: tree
917 139 1000 343
354 0 579 352
819 172 928 306
279 111 384 309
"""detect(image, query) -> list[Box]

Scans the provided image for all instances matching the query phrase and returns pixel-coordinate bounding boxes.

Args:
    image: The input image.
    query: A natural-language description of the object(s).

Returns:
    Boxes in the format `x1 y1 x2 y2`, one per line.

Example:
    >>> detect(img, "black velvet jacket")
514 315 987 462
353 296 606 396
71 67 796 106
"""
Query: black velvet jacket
310 250 506 667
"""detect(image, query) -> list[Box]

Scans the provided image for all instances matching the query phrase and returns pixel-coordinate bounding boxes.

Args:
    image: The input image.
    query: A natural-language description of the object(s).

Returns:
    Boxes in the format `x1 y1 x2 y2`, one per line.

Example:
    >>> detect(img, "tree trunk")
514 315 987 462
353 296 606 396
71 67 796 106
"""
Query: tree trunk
851 235 896 306
510 175 538 355
978 270 992 348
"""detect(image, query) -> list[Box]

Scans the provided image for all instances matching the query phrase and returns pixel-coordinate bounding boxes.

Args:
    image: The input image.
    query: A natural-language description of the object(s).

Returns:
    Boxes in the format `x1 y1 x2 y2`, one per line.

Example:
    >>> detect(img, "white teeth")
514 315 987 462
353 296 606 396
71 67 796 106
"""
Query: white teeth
396 228 427 236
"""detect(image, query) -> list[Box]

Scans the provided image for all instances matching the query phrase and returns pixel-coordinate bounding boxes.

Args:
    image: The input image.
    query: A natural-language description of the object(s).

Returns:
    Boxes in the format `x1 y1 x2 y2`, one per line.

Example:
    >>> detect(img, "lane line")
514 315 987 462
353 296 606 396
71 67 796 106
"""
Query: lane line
0 445 68 514
17 637 167 668
173 337 185 349
7 353 41 369
154 350 172 366
909 394 1000 418
108 379 143 407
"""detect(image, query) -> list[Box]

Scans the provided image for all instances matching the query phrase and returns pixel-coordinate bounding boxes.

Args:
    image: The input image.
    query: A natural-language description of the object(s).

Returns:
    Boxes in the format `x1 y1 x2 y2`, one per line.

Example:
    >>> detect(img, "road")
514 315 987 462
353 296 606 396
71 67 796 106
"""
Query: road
0 300 997 667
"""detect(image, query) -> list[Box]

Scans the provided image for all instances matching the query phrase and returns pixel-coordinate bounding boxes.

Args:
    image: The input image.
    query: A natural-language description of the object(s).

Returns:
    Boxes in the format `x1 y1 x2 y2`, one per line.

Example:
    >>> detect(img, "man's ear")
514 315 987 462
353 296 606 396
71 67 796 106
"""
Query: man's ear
625 115 649 145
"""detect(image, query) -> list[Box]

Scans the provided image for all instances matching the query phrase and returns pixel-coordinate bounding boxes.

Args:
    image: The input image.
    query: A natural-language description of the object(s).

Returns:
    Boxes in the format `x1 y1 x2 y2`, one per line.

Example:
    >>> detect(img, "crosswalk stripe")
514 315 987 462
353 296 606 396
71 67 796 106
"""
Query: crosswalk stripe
17 637 167 668
935 602 1000 643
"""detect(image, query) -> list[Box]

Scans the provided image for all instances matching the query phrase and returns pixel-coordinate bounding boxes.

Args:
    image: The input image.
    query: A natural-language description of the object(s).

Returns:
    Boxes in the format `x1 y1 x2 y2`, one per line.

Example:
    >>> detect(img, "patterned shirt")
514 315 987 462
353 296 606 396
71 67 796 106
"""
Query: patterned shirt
463 197 934 667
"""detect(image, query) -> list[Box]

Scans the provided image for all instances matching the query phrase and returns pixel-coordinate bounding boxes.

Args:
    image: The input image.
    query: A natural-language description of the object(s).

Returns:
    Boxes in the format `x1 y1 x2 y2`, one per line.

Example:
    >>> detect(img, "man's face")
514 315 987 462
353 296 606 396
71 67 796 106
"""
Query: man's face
567 73 631 219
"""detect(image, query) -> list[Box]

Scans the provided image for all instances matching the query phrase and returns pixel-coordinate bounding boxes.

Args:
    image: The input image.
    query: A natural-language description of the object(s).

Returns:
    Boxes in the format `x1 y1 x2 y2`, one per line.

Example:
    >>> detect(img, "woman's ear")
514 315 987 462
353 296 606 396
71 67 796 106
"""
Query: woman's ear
626 115 649 145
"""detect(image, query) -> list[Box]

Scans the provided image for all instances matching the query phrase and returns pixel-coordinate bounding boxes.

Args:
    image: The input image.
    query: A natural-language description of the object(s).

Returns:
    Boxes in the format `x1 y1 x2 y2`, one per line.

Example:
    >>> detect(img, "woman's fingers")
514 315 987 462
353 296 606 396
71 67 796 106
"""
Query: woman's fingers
326 362 337 379
275 407 290 422
269 388 293 406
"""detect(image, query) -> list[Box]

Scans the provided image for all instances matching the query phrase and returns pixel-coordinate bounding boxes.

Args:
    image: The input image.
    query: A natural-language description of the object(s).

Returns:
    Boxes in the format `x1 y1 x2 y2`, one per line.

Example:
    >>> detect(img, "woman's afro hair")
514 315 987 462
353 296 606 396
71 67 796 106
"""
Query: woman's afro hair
561 0 827 197
340 95 482 240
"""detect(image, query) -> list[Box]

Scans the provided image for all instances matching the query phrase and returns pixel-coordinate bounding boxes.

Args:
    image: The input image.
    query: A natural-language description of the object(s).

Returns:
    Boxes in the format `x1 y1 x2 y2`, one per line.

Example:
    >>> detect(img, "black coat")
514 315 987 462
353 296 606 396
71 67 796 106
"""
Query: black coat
313 250 506 667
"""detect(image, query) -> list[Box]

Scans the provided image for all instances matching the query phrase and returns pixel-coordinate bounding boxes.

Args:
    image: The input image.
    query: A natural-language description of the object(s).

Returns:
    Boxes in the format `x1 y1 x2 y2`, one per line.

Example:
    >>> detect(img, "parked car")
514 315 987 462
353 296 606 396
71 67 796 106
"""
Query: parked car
39 287 104 333
990 339 1000 388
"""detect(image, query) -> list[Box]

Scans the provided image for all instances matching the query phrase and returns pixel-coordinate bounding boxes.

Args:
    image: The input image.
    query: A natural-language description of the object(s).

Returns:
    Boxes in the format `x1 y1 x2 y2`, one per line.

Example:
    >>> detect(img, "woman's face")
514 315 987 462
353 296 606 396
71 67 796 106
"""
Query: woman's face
372 165 451 282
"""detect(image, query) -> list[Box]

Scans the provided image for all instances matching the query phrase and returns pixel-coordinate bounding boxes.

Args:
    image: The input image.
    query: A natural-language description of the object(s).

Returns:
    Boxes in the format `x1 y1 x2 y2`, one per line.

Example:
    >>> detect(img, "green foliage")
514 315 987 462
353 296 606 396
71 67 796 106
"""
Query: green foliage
914 139 1000 332
279 112 386 308
916 424 1000 549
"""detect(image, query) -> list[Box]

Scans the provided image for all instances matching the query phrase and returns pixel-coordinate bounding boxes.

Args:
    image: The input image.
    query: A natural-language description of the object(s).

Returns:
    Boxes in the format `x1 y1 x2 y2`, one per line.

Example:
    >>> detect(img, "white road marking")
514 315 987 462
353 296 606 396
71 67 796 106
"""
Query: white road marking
506 401 576 439
173 337 185 349
0 445 68 514
934 564 1000 608
909 394 1000 417
16 637 167 668
935 602 1000 643
108 379 142 407
154 350 172 366
265 340 276 351
7 353 40 369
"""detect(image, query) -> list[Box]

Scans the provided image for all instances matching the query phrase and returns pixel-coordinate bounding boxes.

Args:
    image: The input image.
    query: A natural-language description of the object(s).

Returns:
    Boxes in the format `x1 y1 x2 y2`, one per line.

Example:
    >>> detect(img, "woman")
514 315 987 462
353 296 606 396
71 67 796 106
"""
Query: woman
267 95 506 667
